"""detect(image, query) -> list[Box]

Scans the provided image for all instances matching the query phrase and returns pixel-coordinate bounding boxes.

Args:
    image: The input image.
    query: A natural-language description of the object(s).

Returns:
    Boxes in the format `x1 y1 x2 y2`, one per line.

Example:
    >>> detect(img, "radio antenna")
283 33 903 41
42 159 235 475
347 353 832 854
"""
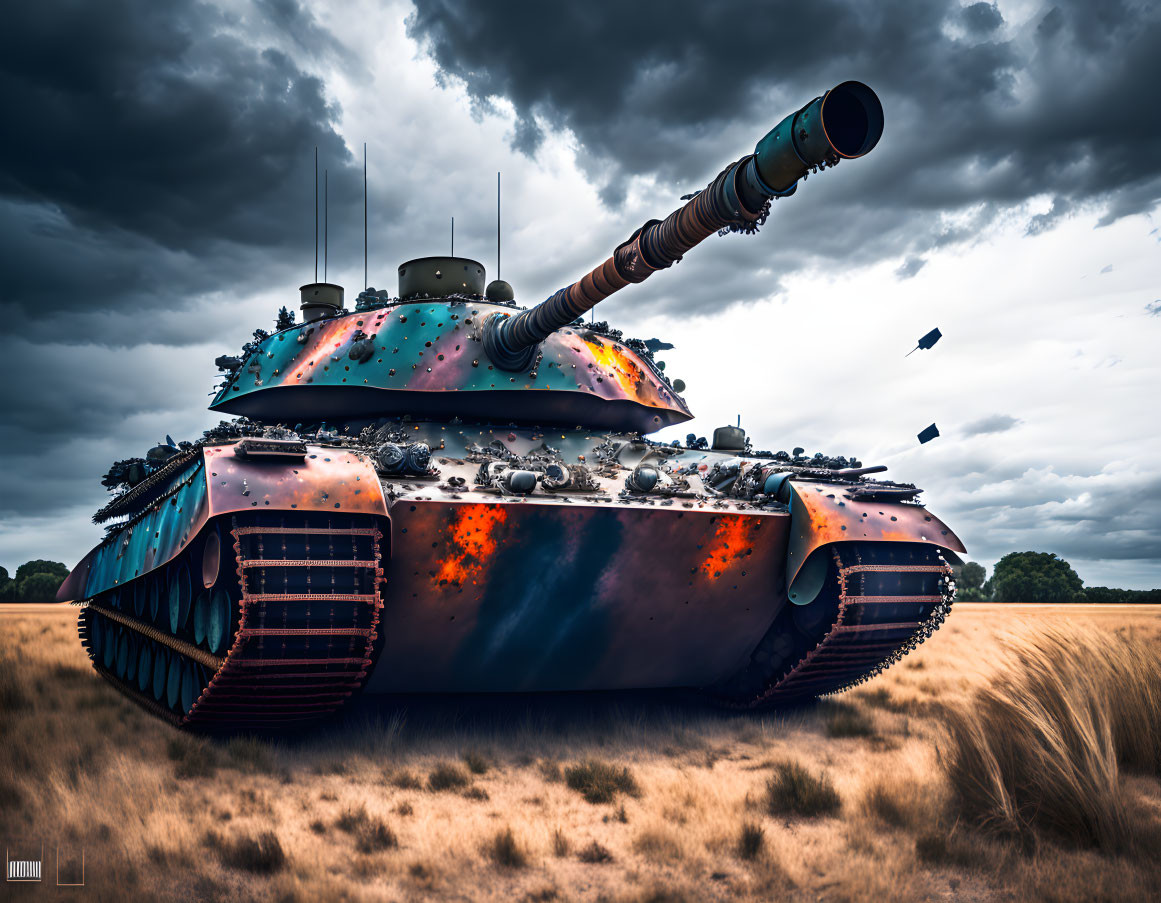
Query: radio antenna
451 216 455 257
324 169 329 282
497 171 501 280
363 143 368 290
313 146 318 283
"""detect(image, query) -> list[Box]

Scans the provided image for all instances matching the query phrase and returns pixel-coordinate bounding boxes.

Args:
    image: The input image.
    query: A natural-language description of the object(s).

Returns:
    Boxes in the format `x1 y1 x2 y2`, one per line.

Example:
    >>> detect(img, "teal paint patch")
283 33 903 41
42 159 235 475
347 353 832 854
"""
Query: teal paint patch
82 458 210 599
210 301 688 422
788 546 829 605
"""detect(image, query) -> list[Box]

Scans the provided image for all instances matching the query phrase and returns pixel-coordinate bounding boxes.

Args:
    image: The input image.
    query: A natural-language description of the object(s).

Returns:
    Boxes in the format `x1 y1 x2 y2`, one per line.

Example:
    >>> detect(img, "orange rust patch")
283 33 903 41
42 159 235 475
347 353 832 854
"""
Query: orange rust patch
699 514 761 580
434 505 509 586
205 448 386 517
584 337 646 397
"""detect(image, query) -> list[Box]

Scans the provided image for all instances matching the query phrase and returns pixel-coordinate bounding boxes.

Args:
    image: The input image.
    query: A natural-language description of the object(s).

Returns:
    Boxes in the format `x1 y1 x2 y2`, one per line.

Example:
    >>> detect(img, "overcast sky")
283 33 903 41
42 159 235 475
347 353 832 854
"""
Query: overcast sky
2 0 1158 588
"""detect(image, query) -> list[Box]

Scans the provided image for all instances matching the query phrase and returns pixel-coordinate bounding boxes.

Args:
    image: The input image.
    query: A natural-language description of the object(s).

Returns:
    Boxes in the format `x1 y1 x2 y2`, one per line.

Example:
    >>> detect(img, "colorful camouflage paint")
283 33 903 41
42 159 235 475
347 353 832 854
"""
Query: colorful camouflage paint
368 500 790 693
210 301 691 431
786 481 965 585
58 445 387 602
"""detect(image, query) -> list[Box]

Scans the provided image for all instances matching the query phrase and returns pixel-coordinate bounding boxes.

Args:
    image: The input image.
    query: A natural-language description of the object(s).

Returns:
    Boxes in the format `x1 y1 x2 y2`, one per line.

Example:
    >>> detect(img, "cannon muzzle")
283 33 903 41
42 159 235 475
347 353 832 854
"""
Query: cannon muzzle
483 81 883 370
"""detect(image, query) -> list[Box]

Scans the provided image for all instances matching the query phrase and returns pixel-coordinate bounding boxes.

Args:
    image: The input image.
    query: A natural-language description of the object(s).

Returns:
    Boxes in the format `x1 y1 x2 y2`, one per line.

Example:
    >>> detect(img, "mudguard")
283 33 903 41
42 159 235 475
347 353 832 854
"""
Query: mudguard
56 444 386 602
785 480 965 599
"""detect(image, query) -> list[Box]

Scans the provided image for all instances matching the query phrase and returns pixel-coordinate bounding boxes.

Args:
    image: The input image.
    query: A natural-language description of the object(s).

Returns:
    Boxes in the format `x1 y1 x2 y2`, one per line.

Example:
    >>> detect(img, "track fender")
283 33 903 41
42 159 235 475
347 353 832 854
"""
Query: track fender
200 444 387 518
57 444 387 602
786 481 965 595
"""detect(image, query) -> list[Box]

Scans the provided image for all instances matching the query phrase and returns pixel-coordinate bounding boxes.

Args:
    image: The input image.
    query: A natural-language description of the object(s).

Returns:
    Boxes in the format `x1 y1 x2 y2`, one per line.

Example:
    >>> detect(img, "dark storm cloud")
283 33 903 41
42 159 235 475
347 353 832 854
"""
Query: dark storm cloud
891 439 1161 570
0 0 361 332
0 337 225 518
962 3 1005 34
254 0 351 64
951 467 1161 564
0 0 368 534
408 0 1161 305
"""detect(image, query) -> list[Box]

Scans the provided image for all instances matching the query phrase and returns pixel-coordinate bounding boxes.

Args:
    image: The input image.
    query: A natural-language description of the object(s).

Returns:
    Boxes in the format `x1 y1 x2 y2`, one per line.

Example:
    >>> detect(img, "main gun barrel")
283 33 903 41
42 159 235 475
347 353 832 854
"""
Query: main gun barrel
483 81 883 370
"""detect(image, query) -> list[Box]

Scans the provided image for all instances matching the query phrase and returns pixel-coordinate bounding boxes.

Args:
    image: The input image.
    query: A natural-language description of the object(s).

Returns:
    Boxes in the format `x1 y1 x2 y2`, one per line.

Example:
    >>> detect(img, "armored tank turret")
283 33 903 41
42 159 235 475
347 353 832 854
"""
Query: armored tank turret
59 82 964 729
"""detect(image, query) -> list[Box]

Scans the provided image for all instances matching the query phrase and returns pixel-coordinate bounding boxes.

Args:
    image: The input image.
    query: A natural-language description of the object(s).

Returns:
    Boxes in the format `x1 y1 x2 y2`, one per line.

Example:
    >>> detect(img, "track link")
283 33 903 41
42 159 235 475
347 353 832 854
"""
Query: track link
715 541 954 707
78 513 384 730
756 543 953 703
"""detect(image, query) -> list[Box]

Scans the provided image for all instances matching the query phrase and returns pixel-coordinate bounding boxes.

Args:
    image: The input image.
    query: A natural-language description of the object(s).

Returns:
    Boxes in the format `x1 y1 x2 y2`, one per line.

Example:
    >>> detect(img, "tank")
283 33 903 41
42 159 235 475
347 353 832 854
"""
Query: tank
58 81 965 729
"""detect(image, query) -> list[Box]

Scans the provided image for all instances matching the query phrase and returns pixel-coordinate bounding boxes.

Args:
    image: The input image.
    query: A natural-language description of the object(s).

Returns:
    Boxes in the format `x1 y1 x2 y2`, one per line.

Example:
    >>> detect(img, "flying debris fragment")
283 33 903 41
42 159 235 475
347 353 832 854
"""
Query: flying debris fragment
644 338 675 353
917 423 940 444
905 328 942 356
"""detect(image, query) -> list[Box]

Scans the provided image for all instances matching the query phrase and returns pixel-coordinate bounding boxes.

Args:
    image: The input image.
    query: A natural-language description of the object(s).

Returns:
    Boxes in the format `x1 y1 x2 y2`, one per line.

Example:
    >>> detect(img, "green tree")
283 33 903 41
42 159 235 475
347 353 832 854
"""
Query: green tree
1085 586 1126 604
0 565 11 601
958 561 987 601
1085 586 1161 604
16 572 64 602
990 551 1084 603
14 560 69 583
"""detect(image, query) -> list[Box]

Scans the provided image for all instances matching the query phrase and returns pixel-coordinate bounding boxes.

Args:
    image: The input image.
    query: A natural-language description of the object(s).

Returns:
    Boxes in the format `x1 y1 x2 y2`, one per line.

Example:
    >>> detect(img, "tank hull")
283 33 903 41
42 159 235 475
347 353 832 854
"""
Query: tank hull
370 501 790 693
61 425 964 729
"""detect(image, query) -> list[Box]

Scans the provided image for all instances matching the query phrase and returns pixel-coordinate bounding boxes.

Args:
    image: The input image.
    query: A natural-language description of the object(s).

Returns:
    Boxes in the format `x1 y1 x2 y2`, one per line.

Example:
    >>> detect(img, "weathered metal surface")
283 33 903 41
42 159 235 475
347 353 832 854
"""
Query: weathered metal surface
181 516 384 727
58 458 212 604
752 543 953 703
398 256 486 300
209 302 691 432
79 513 386 728
58 445 387 603
201 444 386 518
367 500 790 694
785 481 965 588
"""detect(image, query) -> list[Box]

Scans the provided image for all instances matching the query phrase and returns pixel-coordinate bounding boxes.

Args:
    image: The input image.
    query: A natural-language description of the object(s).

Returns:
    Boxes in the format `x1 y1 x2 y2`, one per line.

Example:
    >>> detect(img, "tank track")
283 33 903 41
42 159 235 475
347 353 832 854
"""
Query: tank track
77 513 384 730
718 542 954 707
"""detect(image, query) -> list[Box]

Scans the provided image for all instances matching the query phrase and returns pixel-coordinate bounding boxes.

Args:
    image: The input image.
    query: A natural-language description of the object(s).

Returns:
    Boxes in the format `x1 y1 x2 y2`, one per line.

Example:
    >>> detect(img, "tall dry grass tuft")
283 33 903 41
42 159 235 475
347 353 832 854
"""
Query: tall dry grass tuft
484 826 527 868
764 760 841 817
939 626 1161 851
204 829 286 872
427 761 470 791
736 821 765 860
334 804 398 853
577 840 614 864
565 760 641 804
225 735 278 774
462 749 490 774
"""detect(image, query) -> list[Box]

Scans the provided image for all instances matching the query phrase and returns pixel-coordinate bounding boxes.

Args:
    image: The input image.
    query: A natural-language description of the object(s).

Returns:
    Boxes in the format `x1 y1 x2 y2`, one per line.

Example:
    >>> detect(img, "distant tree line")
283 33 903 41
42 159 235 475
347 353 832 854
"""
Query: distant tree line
957 551 1160 603
0 561 69 602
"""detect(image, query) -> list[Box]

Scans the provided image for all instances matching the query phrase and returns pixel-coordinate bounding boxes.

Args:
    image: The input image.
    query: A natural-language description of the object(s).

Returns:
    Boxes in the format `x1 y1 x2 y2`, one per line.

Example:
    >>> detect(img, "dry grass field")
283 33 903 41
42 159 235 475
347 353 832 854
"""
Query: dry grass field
2 601 1159 902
